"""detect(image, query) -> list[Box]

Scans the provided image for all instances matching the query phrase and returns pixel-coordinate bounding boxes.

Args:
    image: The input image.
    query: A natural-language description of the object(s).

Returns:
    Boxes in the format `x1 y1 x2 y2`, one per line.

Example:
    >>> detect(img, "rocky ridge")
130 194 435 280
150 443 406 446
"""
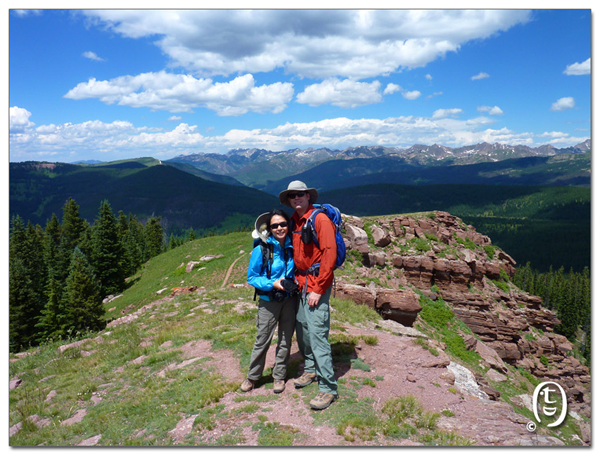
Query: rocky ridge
335 211 590 416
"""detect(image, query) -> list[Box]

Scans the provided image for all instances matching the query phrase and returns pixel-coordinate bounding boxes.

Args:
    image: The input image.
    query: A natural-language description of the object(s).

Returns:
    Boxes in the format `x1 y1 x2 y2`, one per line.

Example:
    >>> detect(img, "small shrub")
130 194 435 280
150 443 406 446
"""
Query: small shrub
484 245 496 259
492 279 510 293
362 378 377 388
360 335 378 346
350 358 371 372
382 395 422 424
453 233 477 251
424 233 439 242
414 238 430 253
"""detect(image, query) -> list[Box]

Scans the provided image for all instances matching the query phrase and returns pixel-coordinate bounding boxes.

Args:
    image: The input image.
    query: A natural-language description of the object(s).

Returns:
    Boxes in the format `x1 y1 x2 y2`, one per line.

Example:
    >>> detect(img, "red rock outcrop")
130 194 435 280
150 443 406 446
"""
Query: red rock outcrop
335 211 589 407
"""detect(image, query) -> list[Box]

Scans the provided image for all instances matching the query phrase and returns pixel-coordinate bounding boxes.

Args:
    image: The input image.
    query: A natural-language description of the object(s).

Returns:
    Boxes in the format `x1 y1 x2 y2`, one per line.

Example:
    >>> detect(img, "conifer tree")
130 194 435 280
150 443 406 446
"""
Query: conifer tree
117 210 129 240
26 221 48 304
36 214 70 342
127 213 147 267
9 256 38 351
91 200 125 297
36 275 67 342
188 227 196 241
144 216 164 258
61 197 86 251
63 247 105 335
9 216 47 350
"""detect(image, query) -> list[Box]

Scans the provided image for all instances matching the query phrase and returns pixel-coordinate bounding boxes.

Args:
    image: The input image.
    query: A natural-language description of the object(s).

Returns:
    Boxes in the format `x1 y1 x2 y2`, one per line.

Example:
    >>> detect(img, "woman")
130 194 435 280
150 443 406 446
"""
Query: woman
242 209 297 394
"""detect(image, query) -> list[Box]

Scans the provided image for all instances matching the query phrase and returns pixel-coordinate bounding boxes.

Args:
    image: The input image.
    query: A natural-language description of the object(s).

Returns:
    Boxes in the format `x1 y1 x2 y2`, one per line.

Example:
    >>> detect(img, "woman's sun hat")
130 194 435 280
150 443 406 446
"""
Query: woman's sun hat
278 180 319 208
251 212 271 243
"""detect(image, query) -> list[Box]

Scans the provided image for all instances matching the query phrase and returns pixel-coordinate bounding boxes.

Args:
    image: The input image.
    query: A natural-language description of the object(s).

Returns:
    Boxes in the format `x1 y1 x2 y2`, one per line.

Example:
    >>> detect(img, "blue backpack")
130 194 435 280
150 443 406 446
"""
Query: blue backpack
300 204 346 269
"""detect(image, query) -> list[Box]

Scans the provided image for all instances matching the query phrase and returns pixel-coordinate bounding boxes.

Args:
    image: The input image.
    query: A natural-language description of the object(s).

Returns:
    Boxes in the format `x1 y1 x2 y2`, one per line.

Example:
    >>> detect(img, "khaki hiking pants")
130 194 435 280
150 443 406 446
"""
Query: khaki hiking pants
247 296 296 381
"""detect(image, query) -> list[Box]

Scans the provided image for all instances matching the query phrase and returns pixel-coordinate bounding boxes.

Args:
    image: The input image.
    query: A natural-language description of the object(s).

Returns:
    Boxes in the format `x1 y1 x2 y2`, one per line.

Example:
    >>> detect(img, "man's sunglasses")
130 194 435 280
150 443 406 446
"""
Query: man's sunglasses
270 222 288 230
287 191 307 199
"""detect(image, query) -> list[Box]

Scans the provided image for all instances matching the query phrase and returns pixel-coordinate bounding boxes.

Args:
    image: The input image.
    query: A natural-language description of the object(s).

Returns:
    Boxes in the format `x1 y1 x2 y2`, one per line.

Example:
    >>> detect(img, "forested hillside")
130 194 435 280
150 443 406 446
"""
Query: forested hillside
321 184 590 273
10 160 278 235
259 152 590 194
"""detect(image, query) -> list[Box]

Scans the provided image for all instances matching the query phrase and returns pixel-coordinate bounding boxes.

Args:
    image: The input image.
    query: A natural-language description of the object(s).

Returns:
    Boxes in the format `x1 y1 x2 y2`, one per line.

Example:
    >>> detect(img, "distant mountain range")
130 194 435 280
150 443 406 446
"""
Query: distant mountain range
10 139 590 239
166 139 590 189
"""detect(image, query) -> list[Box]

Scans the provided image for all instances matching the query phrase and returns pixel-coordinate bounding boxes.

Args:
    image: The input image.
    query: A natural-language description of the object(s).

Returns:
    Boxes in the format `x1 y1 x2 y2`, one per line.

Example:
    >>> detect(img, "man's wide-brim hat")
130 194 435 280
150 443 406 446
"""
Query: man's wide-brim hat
251 212 271 243
279 180 319 208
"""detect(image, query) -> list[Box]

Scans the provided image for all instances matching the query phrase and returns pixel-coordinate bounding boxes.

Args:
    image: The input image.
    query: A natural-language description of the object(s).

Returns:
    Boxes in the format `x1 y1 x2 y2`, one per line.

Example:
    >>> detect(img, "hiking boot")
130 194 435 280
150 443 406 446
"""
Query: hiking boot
309 392 337 410
294 372 317 388
273 379 286 394
240 378 254 392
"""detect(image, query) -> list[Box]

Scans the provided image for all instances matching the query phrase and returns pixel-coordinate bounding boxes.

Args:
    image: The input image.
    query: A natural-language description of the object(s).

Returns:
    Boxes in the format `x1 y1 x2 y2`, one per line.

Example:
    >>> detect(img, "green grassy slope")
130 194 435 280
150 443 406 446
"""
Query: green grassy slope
9 228 586 446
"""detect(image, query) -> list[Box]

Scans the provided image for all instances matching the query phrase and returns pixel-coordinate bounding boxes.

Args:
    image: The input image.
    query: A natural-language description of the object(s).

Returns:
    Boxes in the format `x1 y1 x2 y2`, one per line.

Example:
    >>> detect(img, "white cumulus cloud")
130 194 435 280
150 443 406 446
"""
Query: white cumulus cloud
83 51 105 61
10 106 35 132
296 78 382 108
478 105 504 115
564 58 590 76
9 109 588 162
79 10 531 80
64 71 294 116
432 108 462 119
383 83 402 95
402 90 422 100
471 72 490 81
551 97 575 112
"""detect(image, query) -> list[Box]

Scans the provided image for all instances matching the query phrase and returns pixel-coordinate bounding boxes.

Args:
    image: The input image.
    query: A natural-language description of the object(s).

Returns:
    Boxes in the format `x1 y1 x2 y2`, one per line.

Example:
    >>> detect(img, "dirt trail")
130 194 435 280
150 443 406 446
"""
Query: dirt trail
167 321 562 446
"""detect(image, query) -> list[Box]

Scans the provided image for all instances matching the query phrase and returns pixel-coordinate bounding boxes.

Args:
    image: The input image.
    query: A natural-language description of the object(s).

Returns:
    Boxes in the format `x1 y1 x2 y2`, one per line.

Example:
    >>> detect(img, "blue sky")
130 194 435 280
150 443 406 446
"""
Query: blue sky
8 7 592 163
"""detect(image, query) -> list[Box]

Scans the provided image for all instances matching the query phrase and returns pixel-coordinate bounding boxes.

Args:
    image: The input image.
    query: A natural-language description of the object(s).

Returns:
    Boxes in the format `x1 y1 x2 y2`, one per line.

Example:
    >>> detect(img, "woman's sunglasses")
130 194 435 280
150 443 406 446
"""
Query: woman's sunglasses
270 222 288 230
286 191 307 199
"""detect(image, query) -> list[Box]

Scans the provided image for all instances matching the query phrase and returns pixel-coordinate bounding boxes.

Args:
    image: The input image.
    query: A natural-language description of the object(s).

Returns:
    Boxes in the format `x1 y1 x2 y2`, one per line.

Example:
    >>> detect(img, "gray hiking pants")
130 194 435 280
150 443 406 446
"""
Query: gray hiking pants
247 296 297 381
295 286 338 395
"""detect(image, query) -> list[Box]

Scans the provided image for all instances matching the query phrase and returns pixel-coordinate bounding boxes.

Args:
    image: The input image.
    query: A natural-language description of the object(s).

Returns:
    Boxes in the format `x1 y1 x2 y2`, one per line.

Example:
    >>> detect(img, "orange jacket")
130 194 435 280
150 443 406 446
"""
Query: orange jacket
291 205 337 294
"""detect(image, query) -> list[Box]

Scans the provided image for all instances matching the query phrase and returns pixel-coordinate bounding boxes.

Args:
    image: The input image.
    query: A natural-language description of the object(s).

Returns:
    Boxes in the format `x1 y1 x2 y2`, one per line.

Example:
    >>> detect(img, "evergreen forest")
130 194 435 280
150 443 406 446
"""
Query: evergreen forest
8 198 168 352
512 263 591 366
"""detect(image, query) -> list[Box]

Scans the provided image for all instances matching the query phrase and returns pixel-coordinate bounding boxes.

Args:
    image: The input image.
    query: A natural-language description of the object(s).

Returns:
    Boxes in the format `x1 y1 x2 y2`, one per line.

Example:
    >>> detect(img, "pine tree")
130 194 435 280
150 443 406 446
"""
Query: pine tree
128 214 147 265
63 247 105 335
144 216 164 258
61 198 86 251
117 210 129 240
169 233 177 250
9 216 47 351
188 227 196 241
36 275 67 342
26 221 48 304
91 200 125 297
36 214 70 343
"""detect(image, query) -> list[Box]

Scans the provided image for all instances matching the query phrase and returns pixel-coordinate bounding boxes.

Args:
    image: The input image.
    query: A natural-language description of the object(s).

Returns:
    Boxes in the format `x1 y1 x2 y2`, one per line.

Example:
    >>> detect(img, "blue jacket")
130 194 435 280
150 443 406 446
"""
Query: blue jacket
247 235 295 301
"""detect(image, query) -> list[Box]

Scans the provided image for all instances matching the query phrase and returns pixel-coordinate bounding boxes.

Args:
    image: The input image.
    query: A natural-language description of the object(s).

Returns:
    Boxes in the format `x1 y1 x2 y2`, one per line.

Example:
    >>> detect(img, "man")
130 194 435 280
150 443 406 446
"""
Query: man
279 180 338 410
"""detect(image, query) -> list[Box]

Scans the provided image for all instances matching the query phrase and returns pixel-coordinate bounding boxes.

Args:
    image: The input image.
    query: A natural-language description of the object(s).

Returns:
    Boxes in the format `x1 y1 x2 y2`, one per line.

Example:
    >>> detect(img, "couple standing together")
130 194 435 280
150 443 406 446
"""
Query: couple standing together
241 180 338 411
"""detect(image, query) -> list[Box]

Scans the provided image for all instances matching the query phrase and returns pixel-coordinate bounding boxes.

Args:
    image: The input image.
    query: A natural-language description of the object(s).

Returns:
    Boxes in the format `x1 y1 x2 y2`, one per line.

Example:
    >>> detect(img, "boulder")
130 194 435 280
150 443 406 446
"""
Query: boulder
334 283 376 309
473 338 508 373
345 224 369 253
376 289 422 326
371 225 392 247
